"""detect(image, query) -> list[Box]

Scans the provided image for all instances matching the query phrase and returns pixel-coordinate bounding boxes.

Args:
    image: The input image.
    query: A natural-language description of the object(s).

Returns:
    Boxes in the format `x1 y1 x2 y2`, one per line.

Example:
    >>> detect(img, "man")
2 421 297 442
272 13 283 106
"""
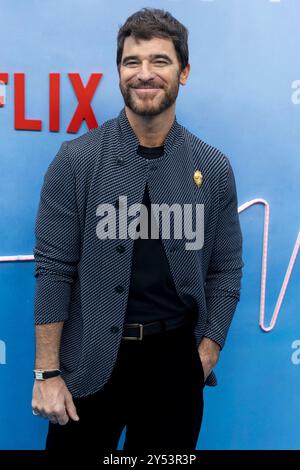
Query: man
31 8 243 453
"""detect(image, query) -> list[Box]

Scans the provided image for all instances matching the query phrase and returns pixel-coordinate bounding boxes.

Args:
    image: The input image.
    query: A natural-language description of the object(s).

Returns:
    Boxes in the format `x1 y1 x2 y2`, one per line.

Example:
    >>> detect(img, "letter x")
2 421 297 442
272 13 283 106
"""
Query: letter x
67 73 102 133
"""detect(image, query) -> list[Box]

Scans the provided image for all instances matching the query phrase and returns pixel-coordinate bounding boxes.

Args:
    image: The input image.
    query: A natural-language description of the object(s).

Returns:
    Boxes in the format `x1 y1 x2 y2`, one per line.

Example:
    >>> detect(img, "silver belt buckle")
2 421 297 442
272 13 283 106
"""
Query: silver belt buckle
122 323 144 341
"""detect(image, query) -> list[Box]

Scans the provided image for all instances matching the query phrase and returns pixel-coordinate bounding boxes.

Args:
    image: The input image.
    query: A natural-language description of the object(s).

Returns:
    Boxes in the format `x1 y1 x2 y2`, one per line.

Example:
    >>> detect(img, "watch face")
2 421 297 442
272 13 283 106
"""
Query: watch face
35 371 44 380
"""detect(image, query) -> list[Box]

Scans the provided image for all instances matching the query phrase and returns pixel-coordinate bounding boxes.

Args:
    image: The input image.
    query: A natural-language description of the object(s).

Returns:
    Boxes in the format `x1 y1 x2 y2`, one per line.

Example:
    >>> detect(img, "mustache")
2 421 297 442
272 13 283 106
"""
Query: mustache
129 84 163 89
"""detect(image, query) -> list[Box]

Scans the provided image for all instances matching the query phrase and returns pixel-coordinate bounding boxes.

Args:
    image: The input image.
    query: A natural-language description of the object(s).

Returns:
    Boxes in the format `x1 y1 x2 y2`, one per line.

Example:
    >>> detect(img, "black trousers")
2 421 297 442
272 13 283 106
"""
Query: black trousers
45 320 204 453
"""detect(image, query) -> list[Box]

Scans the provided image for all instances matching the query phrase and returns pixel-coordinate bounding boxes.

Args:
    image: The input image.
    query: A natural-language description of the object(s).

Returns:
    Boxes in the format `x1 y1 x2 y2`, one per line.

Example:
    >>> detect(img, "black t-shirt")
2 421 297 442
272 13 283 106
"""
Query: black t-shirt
124 144 198 324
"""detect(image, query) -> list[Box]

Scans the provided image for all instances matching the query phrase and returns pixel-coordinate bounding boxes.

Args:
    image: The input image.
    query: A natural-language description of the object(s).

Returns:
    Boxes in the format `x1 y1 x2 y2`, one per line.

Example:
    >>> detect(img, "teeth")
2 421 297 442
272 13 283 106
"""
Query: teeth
132 87 159 89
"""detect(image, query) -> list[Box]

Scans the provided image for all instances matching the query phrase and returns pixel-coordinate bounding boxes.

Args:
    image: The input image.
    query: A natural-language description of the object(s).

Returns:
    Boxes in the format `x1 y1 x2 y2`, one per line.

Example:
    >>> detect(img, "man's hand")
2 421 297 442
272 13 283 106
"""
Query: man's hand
31 376 79 425
197 337 220 381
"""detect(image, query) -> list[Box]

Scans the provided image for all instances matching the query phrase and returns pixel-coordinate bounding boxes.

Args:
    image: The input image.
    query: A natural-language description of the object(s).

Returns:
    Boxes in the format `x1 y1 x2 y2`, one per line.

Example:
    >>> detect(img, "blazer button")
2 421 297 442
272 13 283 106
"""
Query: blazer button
149 165 157 171
110 326 119 334
169 246 178 254
116 244 125 253
117 156 124 165
115 285 124 293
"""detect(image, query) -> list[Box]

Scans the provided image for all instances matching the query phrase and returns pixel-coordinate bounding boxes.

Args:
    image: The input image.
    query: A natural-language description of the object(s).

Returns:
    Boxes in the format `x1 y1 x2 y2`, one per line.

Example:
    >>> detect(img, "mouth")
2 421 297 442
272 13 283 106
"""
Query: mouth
131 87 161 96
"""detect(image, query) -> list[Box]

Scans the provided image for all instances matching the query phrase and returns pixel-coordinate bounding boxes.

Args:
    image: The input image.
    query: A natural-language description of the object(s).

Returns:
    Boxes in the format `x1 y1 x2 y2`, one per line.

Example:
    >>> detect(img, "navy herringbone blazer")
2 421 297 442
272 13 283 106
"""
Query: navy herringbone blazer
33 107 244 397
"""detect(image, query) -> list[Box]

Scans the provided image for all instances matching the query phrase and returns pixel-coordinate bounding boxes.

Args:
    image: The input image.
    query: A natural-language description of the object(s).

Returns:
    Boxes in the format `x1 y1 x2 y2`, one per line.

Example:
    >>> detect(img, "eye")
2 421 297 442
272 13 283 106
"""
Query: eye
154 60 168 65
125 60 139 67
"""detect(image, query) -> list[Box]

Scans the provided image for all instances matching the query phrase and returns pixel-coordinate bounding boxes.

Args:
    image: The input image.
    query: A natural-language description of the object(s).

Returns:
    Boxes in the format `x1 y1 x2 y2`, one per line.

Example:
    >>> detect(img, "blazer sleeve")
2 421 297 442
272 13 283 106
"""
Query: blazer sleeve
203 158 244 349
33 141 81 324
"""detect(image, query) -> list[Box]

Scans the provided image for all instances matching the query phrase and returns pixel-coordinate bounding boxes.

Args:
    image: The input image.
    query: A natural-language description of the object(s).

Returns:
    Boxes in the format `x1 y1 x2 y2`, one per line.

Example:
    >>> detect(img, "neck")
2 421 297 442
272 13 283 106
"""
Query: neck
125 104 176 147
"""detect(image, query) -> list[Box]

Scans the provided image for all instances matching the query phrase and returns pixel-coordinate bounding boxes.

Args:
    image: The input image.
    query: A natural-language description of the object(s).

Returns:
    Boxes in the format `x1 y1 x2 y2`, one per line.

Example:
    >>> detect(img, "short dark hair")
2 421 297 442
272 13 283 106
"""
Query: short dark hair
117 8 189 72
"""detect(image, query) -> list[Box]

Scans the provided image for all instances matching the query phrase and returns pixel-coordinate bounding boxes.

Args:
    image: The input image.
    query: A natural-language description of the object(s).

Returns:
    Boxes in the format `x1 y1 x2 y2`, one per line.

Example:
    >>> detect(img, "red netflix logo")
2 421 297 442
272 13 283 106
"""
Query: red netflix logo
0 72 102 133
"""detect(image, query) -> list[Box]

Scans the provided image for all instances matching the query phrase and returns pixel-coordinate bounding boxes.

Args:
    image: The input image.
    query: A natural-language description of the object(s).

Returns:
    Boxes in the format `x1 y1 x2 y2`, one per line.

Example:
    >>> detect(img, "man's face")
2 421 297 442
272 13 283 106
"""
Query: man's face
119 36 189 116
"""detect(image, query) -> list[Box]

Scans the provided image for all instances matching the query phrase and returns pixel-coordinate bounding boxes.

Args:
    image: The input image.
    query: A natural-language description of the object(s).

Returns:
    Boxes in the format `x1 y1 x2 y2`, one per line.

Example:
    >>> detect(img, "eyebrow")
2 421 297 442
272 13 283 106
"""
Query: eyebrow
121 54 173 65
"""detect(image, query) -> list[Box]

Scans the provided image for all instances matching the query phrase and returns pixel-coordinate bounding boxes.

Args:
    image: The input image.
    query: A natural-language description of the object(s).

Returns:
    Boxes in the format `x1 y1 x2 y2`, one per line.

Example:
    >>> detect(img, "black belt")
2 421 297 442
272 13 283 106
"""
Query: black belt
122 315 190 341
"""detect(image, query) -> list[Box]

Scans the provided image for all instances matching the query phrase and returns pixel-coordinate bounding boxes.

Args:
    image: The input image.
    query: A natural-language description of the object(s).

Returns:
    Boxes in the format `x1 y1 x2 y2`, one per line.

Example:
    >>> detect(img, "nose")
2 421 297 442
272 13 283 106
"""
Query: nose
136 60 156 82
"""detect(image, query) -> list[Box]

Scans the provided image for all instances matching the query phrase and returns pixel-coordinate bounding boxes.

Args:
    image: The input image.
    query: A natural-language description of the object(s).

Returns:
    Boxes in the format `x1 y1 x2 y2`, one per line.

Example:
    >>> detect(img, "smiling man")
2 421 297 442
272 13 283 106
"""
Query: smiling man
120 35 182 117
31 8 244 453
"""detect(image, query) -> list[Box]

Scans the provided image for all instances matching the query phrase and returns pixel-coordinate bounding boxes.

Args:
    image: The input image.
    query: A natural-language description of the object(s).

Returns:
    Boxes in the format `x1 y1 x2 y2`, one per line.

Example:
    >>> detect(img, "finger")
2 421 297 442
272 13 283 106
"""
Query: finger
203 367 211 381
39 409 50 419
48 415 58 425
65 395 80 422
42 408 61 422
56 410 69 426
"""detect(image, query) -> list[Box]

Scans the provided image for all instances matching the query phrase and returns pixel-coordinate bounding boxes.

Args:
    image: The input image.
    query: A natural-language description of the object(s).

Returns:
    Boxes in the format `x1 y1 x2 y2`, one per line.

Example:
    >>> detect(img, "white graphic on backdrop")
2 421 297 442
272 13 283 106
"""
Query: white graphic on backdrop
0 340 6 365
0 80 6 106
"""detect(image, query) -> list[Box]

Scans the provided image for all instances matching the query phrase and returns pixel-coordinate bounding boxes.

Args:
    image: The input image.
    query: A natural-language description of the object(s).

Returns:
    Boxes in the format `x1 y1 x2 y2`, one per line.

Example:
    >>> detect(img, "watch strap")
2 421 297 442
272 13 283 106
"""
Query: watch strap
34 369 61 380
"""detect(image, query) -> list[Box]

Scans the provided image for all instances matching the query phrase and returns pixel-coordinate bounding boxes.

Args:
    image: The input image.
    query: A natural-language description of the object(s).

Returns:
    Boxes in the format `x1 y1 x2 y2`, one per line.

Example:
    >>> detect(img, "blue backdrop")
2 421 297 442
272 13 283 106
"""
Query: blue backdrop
0 0 299 450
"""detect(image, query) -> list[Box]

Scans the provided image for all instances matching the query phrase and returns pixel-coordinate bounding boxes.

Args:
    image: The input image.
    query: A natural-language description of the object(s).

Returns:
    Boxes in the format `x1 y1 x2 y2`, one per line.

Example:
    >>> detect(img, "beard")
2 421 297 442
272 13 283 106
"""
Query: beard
119 77 180 117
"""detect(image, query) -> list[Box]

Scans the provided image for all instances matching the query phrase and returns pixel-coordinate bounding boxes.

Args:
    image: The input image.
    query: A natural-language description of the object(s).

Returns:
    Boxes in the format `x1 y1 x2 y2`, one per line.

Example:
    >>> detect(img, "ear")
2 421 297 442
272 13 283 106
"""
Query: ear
179 63 191 86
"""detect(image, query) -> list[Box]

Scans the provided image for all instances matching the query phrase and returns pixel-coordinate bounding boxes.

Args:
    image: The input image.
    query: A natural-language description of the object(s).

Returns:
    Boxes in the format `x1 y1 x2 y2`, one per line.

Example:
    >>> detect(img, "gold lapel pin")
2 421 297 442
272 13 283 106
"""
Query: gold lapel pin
193 170 203 188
